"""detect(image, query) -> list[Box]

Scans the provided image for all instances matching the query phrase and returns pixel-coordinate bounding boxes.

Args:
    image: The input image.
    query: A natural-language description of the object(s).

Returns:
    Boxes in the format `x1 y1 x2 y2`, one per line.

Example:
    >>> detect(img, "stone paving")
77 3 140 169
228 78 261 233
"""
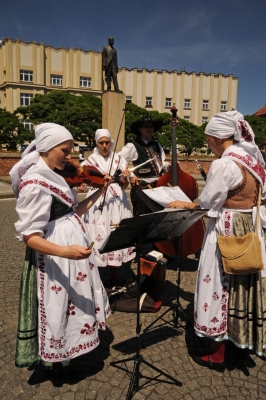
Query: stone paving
1 190 266 399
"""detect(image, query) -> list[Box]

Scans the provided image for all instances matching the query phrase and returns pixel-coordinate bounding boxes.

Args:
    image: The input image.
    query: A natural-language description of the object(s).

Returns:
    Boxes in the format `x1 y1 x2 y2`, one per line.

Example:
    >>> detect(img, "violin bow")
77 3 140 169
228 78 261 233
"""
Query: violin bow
99 108 126 212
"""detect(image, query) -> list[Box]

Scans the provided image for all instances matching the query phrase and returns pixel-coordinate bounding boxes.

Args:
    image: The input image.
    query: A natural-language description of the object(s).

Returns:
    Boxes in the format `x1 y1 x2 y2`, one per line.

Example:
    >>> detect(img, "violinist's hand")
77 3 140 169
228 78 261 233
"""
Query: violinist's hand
121 167 130 179
103 173 112 188
77 183 86 192
168 200 195 209
62 245 91 260
129 175 139 186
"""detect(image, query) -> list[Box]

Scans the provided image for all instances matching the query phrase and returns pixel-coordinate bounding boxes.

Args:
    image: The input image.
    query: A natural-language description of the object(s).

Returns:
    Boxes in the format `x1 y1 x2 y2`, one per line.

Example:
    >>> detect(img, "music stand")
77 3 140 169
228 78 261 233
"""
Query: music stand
99 208 206 399
136 187 207 332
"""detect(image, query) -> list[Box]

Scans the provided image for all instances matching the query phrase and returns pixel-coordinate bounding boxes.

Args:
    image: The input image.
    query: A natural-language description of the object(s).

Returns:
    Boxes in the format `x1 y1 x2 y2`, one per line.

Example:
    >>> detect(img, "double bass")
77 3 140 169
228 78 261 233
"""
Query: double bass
155 106 205 257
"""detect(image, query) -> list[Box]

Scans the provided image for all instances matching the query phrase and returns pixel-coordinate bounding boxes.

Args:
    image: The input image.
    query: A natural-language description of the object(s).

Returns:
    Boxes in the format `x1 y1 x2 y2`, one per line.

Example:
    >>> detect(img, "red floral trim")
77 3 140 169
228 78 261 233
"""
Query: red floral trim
51 285 62 294
38 253 100 361
194 272 229 336
66 299 76 316
73 213 86 233
50 336 65 349
80 321 96 335
224 211 232 236
226 152 266 184
76 272 87 282
19 179 74 205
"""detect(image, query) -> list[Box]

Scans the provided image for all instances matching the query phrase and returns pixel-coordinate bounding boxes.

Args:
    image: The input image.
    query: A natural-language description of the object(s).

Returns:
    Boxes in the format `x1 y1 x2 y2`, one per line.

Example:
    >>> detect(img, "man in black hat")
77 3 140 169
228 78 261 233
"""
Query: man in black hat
119 116 170 216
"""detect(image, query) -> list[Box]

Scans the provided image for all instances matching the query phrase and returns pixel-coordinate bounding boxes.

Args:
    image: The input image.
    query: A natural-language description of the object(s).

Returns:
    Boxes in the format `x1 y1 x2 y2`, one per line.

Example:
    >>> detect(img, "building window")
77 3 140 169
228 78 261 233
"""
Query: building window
184 99 191 109
146 97 152 106
126 96 132 103
202 100 209 110
21 119 34 130
184 116 190 121
20 93 33 106
221 101 227 111
202 117 208 124
20 70 33 82
50 74 63 86
165 98 172 107
80 76 91 88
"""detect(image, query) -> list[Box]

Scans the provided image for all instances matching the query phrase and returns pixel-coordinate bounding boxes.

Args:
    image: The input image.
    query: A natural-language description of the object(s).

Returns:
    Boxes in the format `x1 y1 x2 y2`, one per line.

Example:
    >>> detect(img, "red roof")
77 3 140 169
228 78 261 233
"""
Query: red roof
254 105 266 116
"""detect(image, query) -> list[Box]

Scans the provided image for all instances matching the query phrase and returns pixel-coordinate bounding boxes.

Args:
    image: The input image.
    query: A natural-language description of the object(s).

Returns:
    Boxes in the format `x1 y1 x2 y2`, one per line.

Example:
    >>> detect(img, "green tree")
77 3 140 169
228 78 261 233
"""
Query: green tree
244 115 266 147
0 109 33 151
15 90 102 148
124 103 205 155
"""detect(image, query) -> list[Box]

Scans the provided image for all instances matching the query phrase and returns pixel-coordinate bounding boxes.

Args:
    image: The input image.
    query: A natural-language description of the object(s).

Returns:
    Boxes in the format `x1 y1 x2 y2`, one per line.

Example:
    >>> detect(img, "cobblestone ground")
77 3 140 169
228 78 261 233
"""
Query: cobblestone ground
1 198 266 399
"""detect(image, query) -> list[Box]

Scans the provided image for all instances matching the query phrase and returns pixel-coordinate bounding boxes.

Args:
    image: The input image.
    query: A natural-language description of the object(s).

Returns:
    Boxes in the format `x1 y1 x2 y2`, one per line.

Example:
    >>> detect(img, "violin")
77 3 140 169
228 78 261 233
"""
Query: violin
154 109 205 257
55 161 124 188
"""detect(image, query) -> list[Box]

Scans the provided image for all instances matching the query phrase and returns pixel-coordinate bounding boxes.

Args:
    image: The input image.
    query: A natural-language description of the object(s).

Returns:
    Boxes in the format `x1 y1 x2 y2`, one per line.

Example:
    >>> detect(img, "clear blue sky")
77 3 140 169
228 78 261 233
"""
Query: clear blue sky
1 0 265 116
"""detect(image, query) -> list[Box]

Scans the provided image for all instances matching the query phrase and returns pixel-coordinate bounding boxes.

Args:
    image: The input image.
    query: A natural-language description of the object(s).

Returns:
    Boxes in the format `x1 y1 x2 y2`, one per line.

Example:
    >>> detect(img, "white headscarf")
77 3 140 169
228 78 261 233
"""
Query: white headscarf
10 123 74 197
93 128 115 155
205 110 266 184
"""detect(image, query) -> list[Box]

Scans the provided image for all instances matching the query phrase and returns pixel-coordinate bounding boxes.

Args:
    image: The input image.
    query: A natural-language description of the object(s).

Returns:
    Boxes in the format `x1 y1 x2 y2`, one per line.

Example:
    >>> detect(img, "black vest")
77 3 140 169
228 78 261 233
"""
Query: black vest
132 136 162 178
49 195 73 222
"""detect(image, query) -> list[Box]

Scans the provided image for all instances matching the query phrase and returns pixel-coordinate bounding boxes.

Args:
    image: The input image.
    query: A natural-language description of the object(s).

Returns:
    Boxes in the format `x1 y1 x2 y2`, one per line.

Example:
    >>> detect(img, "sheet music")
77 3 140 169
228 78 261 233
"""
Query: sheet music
142 186 192 209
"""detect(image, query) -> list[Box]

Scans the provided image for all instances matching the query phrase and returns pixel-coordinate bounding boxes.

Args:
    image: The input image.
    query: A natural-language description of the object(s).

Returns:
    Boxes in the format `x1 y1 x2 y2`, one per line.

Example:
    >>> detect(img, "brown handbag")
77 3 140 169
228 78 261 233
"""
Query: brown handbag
217 185 264 275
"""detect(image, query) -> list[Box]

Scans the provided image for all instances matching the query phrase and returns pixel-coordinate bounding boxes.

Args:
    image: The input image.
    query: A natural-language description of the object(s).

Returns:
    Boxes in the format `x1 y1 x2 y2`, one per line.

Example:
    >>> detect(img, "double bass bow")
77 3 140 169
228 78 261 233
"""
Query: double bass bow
155 106 205 257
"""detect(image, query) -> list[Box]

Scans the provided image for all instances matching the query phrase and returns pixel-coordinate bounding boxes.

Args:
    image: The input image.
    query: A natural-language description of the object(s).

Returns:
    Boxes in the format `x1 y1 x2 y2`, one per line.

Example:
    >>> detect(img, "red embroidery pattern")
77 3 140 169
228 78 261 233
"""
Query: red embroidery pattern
51 285 62 294
80 322 96 335
212 292 219 300
202 303 210 312
37 254 101 361
19 179 74 205
50 336 65 349
203 275 211 283
38 254 48 358
42 338 100 360
109 185 118 197
66 300 76 316
194 272 229 336
224 211 232 236
95 306 100 314
89 262 94 270
73 213 86 233
76 272 87 282
108 252 114 261
96 234 103 242
226 152 266 184
238 120 253 142
98 321 107 329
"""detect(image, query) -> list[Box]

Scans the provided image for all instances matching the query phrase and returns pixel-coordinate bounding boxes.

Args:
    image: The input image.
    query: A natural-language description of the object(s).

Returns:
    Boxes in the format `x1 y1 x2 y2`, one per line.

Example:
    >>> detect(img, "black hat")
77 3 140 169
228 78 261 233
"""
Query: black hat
130 116 163 135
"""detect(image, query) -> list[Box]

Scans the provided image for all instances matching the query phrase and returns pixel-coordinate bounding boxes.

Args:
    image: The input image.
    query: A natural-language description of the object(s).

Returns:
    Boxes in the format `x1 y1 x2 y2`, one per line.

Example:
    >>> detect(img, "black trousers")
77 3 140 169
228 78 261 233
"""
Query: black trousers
105 64 119 91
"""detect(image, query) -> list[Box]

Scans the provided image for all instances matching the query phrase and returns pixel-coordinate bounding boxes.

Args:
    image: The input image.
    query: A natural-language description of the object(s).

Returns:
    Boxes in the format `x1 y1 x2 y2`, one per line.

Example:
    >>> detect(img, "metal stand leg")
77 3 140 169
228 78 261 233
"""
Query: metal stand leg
110 247 182 399
144 236 192 333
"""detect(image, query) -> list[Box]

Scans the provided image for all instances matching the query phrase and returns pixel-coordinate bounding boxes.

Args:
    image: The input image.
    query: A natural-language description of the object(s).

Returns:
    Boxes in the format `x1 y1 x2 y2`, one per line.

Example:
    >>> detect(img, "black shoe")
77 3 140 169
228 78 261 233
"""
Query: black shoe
193 355 225 370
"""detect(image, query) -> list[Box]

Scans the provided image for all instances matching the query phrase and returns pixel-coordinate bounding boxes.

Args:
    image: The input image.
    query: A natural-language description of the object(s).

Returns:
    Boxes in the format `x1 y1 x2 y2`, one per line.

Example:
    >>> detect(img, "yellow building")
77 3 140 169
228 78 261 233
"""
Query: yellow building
0 38 238 127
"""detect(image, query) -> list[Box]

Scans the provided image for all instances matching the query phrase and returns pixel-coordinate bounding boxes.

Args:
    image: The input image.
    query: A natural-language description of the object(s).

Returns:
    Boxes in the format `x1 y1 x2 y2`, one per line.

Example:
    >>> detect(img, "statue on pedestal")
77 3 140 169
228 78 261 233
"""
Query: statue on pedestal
102 37 122 92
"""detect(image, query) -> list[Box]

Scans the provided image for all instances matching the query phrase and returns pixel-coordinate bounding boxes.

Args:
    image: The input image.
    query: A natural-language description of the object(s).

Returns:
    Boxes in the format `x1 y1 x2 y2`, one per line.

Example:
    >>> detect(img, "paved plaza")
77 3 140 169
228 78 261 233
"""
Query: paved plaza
0 188 266 399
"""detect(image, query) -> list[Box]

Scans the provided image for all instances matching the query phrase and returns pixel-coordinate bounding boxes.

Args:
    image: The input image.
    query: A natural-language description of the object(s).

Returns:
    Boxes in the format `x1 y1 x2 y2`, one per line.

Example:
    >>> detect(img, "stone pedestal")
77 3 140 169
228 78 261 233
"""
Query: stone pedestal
102 91 125 152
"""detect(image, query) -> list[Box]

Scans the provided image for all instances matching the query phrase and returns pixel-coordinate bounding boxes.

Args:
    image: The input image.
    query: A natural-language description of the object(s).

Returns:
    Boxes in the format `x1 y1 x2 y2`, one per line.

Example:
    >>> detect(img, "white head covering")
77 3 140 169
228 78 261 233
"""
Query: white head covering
93 128 114 155
95 128 111 144
10 123 74 197
205 110 266 183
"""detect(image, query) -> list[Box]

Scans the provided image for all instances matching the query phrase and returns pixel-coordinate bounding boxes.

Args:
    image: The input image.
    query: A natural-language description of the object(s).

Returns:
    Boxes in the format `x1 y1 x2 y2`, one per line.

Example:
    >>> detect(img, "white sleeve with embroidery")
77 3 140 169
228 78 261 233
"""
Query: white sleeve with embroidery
15 186 52 238
199 158 243 217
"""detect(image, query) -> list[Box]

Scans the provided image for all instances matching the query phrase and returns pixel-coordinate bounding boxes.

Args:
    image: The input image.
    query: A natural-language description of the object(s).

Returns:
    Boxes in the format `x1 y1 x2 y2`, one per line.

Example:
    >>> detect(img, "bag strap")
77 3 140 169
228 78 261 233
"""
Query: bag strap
255 184 261 234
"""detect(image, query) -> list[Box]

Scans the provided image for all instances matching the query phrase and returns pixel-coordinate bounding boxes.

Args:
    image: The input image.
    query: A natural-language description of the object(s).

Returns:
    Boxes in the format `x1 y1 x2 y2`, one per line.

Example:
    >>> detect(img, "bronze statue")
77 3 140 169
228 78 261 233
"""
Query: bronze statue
102 37 121 92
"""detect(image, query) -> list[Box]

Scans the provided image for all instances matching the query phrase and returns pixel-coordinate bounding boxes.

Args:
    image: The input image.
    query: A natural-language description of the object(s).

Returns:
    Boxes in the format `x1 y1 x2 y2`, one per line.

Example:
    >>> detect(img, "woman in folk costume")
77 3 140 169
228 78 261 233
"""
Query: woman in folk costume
81 129 135 287
168 110 266 368
10 123 111 379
